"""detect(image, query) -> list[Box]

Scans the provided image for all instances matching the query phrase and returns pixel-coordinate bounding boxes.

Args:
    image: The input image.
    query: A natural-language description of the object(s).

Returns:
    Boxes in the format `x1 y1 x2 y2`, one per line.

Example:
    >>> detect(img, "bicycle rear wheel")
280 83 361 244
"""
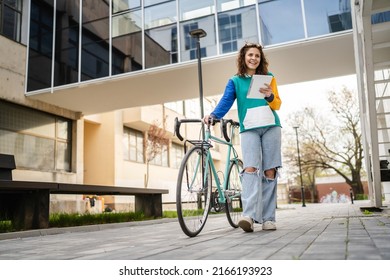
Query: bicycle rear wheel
225 159 243 228
176 146 212 237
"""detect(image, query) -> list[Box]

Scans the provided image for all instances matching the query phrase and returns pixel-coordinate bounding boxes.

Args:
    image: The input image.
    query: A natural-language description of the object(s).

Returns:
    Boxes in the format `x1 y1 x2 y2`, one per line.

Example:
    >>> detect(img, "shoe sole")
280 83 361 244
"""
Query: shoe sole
238 220 253 232
262 227 277 231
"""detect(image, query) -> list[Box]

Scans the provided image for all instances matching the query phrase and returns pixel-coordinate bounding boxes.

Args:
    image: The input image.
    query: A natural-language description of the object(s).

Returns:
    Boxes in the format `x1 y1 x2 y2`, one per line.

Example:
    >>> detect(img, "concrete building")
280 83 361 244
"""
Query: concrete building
0 0 389 212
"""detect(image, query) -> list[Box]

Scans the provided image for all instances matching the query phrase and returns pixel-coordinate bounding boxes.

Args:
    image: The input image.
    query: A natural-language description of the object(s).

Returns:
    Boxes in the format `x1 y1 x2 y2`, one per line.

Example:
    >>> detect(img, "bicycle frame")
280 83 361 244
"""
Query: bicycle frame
175 118 241 204
175 117 243 236
203 124 240 205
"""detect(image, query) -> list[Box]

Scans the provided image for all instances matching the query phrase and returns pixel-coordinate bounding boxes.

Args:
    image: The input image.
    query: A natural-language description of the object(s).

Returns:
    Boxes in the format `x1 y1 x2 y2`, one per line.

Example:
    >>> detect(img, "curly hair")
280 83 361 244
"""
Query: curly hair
236 43 269 77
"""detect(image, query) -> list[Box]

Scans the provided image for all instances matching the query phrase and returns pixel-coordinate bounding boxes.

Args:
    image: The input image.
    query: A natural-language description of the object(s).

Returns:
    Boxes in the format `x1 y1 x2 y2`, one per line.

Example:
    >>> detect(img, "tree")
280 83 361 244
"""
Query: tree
143 119 169 188
285 86 365 196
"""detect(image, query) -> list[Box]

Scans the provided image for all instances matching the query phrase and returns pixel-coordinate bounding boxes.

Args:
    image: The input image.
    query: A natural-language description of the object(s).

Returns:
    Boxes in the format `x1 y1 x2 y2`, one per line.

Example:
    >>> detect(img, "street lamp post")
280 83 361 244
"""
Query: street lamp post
189 28 207 139
293 126 306 207
190 29 207 209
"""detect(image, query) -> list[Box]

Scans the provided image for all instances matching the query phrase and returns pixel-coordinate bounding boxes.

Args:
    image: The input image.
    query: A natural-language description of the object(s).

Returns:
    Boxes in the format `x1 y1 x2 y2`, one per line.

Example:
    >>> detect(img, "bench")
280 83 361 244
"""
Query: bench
0 180 168 230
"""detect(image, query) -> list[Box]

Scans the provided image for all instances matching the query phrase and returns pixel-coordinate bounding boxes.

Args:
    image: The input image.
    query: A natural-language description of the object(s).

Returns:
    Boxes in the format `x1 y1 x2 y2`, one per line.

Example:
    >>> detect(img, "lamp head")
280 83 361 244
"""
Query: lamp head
189 29 207 38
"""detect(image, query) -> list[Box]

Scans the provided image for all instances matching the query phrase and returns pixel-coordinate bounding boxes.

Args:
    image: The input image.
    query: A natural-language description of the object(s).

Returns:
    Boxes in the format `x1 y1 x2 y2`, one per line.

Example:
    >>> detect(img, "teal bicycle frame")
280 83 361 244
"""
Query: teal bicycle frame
175 117 242 237
202 123 241 205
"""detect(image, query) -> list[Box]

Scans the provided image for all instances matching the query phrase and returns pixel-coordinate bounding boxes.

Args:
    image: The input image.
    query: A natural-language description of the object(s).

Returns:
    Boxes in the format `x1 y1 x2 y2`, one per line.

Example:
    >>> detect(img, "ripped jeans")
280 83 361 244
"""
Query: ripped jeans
240 126 282 223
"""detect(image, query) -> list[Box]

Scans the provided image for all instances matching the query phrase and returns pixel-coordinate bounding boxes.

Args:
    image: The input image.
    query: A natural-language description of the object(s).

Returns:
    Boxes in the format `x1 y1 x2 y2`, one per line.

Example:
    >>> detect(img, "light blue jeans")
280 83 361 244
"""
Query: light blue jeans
240 126 282 223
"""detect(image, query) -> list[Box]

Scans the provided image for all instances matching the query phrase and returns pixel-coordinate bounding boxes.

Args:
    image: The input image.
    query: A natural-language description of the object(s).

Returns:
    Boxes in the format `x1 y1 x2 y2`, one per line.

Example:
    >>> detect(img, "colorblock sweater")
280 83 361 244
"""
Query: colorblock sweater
210 73 282 133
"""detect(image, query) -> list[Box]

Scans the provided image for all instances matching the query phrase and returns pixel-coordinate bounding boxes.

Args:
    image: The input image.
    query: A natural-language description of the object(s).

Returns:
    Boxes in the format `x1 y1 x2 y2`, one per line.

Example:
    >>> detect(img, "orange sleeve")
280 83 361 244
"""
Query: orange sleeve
268 77 281 110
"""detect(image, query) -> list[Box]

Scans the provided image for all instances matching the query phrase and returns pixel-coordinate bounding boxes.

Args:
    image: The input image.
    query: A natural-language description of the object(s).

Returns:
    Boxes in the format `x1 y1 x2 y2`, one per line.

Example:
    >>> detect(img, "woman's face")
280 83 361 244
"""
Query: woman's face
244 47 261 74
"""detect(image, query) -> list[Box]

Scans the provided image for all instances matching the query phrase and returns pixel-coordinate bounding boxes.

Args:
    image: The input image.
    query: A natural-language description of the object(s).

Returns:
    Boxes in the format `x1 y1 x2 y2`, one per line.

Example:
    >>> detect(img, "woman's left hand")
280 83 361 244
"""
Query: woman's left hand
260 83 273 98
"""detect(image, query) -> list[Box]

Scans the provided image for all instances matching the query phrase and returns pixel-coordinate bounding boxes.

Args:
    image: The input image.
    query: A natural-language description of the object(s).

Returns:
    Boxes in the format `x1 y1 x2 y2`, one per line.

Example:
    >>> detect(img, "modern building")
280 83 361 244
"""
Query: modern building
0 0 389 212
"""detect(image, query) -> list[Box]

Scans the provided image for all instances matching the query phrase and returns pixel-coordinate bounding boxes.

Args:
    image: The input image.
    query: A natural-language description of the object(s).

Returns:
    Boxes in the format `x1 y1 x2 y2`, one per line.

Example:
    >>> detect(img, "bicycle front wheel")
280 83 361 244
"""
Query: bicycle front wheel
176 146 212 237
226 159 243 228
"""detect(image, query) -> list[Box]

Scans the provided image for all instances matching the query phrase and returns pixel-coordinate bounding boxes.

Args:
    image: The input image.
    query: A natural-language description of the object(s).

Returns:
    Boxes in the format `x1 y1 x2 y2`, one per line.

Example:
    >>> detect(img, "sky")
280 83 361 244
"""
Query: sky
277 74 359 126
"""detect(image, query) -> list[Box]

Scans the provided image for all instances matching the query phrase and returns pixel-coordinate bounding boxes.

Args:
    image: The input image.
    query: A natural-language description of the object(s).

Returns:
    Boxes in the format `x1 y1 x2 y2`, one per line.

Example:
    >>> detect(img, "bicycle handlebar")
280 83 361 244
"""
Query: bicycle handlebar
174 117 239 142
220 118 239 143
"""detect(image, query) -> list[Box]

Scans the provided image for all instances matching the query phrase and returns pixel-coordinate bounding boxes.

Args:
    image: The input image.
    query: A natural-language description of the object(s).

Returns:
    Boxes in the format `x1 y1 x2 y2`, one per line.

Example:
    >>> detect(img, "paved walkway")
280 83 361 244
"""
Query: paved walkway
0 200 389 260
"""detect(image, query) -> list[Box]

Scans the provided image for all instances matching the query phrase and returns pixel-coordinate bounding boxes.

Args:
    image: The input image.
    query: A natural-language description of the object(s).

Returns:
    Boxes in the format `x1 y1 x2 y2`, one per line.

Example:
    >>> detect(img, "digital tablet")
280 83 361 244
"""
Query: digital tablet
247 75 273 99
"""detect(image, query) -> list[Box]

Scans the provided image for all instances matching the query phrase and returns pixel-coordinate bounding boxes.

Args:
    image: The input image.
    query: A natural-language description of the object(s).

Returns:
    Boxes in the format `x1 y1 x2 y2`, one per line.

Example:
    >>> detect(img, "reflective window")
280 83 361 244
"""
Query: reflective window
304 0 352 37
144 0 176 29
144 0 177 68
81 0 109 81
217 0 256 12
27 0 54 91
54 0 79 86
180 16 217 62
218 5 257 54
0 100 72 172
112 0 141 14
372 11 390 24
112 9 143 75
180 0 215 21
0 0 22 42
259 0 304 45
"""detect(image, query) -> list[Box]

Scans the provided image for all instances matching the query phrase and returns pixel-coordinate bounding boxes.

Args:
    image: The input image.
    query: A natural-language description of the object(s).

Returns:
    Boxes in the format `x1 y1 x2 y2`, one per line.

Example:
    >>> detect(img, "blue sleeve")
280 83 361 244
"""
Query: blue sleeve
210 79 236 119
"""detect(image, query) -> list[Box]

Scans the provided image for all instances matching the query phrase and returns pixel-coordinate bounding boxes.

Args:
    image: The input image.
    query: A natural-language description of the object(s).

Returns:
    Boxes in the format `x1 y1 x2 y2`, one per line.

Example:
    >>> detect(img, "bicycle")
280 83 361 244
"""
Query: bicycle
174 117 243 237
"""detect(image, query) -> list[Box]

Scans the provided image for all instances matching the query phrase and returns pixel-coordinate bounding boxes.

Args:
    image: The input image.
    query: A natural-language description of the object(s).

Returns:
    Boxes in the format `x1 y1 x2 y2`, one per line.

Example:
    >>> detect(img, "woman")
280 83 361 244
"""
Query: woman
203 43 282 232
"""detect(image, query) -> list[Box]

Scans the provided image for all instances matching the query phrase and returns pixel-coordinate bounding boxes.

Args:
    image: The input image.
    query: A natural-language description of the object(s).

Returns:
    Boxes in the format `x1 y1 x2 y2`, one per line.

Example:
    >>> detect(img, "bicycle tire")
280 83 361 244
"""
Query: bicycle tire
225 159 243 228
176 146 212 237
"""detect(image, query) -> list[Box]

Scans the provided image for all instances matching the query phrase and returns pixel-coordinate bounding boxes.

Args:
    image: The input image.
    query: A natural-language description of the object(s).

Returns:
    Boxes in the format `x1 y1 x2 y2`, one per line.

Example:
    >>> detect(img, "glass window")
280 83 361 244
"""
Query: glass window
0 100 72 172
372 11 390 24
112 9 143 75
218 5 257 54
304 0 352 37
180 0 215 21
0 0 22 42
144 0 176 29
123 127 144 163
144 0 168 6
171 143 184 168
217 0 256 12
180 16 217 62
27 0 54 92
259 0 304 45
149 145 168 167
112 0 141 14
81 0 109 81
54 0 80 86
144 1 178 68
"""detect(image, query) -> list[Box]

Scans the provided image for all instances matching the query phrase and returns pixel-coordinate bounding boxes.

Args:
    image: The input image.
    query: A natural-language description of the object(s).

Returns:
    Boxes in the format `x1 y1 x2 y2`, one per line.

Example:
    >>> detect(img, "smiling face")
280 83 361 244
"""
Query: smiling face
244 47 261 75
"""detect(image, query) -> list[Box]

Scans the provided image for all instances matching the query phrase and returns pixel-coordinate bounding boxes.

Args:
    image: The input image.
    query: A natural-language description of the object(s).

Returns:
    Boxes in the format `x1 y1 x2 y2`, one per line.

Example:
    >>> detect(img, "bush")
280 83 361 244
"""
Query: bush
49 211 146 228
355 194 368 200
0 220 12 233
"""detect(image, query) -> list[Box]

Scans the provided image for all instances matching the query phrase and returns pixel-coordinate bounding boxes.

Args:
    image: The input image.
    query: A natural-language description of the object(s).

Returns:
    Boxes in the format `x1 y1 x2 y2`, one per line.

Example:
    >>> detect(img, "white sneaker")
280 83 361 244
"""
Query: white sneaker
238 216 254 232
262 221 276 230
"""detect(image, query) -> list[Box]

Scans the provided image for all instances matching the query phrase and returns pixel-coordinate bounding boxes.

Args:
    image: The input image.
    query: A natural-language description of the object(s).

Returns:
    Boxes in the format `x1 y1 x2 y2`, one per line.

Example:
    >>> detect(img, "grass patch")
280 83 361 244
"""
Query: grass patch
362 209 373 215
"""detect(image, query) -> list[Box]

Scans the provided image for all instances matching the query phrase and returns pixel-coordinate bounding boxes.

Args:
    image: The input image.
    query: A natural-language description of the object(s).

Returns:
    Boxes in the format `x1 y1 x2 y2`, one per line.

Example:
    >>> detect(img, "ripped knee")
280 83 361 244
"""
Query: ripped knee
243 166 258 174
264 168 276 179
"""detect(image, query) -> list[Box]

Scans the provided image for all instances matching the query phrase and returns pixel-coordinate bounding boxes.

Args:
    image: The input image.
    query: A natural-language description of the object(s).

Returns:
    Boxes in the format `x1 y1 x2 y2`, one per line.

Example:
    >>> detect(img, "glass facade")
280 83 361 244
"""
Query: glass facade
0 0 22 42
27 0 355 92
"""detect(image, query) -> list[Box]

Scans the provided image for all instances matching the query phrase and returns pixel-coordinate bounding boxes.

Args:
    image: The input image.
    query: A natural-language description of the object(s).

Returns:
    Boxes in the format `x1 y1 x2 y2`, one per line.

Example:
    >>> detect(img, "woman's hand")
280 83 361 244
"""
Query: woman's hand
260 83 273 98
203 115 211 124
